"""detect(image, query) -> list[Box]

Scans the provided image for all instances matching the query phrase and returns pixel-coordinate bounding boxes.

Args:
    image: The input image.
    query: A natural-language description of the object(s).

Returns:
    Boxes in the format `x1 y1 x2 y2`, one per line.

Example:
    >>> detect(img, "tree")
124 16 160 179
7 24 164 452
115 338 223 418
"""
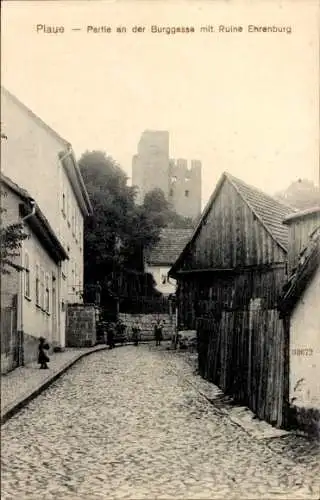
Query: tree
78 151 166 298
274 179 320 210
0 131 27 274
0 189 27 274
143 188 196 230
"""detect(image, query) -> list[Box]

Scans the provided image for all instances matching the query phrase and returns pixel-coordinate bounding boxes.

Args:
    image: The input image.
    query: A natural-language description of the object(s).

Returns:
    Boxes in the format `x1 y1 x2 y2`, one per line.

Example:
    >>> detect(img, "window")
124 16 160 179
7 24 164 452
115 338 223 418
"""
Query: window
24 253 30 298
45 274 50 313
171 176 177 184
75 262 77 288
67 191 71 225
61 259 67 279
72 206 75 235
185 190 189 197
40 269 45 309
75 212 78 241
62 193 66 216
72 267 75 291
35 265 40 305
169 188 173 197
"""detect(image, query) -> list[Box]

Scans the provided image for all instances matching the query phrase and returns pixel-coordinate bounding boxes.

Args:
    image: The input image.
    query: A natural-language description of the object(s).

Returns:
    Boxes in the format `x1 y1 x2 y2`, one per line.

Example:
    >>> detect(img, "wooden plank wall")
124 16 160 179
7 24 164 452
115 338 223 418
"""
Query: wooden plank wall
181 178 286 272
286 214 320 274
179 265 287 428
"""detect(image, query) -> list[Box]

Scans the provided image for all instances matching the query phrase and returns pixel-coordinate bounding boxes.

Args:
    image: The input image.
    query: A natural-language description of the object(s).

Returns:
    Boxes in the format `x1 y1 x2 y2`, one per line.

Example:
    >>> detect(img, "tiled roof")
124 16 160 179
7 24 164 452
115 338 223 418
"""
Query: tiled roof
170 172 296 276
226 173 295 250
147 228 194 266
280 226 320 314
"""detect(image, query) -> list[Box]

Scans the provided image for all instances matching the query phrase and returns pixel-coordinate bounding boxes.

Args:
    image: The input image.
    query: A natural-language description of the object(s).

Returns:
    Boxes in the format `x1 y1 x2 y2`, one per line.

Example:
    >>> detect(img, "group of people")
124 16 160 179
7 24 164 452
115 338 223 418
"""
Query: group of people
37 318 166 370
105 318 165 348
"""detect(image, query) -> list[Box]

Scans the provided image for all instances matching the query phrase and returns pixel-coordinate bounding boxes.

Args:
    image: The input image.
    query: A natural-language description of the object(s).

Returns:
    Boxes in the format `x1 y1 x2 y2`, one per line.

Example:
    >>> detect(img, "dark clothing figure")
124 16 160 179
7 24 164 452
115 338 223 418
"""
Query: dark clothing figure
154 321 163 346
38 337 50 369
116 321 126 345
132 325 140 346
107 323 115 349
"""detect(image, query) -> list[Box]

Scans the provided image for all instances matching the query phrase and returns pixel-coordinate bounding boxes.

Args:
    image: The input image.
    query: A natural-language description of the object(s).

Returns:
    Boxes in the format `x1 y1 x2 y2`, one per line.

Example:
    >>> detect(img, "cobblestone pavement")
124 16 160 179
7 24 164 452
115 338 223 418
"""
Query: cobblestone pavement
1 345 319 500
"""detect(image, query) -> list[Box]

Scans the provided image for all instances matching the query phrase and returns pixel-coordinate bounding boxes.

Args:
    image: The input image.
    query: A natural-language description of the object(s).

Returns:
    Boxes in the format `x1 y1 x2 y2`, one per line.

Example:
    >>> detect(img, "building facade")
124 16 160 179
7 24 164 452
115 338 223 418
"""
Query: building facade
280 208 320 436
170 172 295 428
1 175 68 372
1 86 92 355
132 130 202 220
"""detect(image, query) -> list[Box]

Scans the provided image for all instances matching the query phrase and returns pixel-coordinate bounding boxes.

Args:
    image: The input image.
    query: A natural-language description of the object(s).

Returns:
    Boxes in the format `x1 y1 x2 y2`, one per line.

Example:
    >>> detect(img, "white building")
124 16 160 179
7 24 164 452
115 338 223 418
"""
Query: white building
1 86 92 356
145 228 193 296
280 207 320 435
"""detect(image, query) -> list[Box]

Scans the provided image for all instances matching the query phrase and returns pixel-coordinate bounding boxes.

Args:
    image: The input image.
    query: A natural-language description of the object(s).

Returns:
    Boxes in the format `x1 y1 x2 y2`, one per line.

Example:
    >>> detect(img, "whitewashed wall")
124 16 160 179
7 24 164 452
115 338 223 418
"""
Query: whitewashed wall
290 266 320 409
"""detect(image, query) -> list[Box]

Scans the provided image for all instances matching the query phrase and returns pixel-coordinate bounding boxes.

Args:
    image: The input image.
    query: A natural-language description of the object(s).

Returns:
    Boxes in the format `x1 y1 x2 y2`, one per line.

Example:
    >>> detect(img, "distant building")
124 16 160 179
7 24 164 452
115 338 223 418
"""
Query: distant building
144 228 193 296
132 130 202 220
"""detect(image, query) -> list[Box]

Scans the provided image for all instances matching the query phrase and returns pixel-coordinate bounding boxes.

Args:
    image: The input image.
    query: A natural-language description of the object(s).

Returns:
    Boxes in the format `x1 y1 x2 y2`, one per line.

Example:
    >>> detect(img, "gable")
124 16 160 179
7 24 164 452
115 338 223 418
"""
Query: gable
280 227 320 315
172 175 288 274
227 174 294 250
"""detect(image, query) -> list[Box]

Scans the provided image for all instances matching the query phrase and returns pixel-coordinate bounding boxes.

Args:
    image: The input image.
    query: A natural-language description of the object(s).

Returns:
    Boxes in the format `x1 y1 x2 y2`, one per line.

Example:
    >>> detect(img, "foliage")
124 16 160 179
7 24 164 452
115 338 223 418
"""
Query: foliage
0 189 27 274
142 188 195 229
274 179 320 210
79 151 167 295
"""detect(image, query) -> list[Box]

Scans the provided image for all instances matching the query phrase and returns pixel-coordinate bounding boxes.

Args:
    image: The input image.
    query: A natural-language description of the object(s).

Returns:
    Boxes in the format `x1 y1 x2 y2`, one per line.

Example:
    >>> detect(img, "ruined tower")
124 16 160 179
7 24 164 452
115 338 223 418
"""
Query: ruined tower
132 130 170 205
132 130 202 220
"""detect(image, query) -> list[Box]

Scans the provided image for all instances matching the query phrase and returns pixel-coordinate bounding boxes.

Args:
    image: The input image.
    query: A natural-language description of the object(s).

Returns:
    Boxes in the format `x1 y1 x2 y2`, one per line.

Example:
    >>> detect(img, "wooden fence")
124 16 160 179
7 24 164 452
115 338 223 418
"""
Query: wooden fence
179 265 288 428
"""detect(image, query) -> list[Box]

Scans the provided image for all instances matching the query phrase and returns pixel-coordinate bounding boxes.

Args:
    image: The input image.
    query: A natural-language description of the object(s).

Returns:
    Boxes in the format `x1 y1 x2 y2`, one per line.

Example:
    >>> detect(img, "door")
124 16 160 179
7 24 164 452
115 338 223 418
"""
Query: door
52 274 58 345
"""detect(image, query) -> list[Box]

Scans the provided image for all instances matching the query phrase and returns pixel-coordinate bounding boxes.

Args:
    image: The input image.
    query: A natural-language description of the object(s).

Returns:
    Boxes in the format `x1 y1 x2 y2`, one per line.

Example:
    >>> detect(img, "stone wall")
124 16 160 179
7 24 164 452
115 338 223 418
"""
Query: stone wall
289 405 320 439
118 313 176 341
66 304 98 347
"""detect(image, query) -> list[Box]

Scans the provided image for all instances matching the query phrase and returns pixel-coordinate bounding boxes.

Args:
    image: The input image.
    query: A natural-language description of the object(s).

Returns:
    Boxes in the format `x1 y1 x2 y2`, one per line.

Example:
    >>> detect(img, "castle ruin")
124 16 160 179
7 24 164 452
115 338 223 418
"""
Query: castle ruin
132 130 202 220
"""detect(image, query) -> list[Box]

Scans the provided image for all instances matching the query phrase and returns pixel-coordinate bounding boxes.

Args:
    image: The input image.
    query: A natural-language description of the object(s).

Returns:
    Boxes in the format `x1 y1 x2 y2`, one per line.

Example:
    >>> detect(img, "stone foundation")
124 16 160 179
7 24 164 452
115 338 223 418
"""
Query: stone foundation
66 304 98 347
289 404 320 439
118 313 176 341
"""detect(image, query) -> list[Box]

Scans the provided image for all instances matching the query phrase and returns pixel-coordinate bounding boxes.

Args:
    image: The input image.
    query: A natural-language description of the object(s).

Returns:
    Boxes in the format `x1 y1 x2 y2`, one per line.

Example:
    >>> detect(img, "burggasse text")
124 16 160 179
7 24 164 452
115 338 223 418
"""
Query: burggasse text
35 24 293 35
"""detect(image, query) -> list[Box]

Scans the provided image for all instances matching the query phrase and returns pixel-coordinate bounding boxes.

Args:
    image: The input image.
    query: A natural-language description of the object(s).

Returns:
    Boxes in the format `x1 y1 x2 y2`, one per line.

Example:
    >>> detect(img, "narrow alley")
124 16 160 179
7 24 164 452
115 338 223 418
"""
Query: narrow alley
1 346 319 500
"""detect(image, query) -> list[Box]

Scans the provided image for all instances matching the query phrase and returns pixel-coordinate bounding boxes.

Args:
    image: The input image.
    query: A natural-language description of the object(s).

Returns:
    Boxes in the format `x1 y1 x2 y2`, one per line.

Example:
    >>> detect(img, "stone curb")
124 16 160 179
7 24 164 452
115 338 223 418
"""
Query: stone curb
184 375 290 440
1 342 136 426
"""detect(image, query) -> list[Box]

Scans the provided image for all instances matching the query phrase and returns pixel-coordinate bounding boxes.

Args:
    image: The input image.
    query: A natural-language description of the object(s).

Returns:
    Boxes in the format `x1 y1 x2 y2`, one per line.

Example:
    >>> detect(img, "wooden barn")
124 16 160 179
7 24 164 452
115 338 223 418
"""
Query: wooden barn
169 172 295 428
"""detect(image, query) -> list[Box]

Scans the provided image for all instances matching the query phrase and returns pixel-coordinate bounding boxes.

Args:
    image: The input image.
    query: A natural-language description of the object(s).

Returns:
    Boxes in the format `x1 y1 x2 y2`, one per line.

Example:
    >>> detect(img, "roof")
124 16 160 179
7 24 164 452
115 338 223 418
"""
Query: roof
279 226 320 315
1 174 69 263
226 173 295 249
170 172 295 276
283 206 320 225
1 86 93 216
1 86 69 147
146 228 194 266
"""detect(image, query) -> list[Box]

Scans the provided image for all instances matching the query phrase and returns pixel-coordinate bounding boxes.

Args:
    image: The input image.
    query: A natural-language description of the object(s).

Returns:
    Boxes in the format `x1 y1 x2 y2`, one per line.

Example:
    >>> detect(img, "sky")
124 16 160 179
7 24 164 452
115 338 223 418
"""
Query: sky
2 0 319 208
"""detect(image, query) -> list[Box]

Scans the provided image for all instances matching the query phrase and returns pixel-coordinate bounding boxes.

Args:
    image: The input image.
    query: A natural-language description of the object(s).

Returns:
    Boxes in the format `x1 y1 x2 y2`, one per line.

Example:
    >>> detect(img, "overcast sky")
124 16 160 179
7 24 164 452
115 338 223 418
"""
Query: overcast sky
2 0 319 207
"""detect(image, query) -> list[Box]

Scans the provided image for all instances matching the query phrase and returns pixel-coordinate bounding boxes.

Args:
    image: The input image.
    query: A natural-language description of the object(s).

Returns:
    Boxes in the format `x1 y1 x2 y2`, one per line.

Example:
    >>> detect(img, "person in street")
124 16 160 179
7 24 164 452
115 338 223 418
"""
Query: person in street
107 322 115 349
38 337 50 369
132 322 140 346
116 320 126 346
154 319 163 346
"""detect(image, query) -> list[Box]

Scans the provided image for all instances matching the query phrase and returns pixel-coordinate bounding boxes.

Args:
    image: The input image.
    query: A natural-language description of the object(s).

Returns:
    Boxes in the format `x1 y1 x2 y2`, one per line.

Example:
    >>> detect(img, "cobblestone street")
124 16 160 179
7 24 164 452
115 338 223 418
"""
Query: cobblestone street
1 345 319 500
